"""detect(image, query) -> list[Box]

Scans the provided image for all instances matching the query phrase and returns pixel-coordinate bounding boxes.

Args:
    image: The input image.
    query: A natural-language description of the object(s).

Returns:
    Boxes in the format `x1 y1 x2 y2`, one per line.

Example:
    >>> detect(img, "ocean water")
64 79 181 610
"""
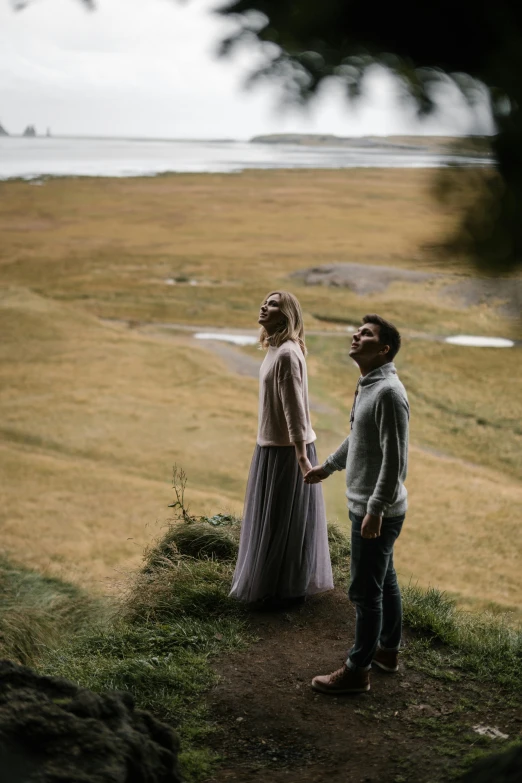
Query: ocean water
0 136 492 179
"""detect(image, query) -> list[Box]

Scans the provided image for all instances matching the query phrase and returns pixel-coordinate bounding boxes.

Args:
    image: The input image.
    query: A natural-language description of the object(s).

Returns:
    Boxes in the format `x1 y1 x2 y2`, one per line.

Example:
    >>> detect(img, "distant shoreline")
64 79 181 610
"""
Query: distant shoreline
250 133 493 158
1 134 239 144
2 132 493 152
0 135 494 181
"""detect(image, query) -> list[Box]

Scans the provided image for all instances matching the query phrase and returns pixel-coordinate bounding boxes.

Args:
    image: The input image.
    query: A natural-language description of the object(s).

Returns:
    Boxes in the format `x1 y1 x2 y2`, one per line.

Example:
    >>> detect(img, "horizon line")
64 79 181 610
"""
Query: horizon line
0 131 494 143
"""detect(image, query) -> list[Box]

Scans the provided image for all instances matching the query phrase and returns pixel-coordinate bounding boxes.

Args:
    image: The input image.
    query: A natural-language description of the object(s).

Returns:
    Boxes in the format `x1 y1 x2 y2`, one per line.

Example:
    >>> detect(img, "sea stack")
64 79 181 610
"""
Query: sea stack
0 122 8 137
23 125 36 137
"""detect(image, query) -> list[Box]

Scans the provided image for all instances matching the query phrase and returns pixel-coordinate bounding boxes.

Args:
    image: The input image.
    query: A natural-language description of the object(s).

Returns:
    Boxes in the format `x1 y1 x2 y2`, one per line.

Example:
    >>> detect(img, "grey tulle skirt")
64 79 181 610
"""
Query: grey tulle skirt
229 443 334 603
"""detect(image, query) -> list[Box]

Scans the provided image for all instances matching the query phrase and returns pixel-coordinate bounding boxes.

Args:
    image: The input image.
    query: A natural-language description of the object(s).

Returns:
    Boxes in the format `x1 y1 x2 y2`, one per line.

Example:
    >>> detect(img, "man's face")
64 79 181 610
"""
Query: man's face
349 322 388 364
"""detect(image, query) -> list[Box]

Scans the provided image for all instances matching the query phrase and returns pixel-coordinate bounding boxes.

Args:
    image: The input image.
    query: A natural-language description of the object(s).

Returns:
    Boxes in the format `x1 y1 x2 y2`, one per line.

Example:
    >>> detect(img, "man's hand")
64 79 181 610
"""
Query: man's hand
304 465 329 484
361 513 382 539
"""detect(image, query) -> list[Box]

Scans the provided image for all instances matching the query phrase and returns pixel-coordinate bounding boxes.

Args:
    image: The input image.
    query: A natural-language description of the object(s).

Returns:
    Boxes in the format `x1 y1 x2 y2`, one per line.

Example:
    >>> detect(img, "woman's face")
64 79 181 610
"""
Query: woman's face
258 292 283 331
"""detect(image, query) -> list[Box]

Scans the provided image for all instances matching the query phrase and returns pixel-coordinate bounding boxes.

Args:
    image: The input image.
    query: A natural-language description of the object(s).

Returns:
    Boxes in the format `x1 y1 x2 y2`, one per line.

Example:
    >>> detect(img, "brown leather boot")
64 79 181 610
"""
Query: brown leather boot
372 647 399 672
311 664 370 694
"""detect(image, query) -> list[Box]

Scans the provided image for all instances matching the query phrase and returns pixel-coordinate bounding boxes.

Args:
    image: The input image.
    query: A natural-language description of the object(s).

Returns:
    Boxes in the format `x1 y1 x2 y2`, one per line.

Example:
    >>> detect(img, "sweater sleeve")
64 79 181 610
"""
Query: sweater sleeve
367 387 409 517
322 435 350 474
276 351 309 443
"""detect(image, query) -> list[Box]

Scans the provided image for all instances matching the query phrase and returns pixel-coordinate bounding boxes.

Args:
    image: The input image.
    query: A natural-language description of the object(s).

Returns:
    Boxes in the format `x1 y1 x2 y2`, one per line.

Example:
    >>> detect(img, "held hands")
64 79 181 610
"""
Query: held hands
303 465 329 484
293 441 329 482
361 513 382 539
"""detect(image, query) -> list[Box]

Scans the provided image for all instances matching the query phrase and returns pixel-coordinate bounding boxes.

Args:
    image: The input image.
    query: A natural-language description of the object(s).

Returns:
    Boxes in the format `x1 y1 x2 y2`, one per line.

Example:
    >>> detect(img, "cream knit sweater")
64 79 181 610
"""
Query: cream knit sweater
256 340 316 447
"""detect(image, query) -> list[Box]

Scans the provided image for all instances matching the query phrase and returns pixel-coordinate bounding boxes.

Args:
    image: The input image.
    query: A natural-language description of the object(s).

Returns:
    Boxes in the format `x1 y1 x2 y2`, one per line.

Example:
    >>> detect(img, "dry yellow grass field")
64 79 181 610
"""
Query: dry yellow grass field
0 288 257 589
0 170 521 618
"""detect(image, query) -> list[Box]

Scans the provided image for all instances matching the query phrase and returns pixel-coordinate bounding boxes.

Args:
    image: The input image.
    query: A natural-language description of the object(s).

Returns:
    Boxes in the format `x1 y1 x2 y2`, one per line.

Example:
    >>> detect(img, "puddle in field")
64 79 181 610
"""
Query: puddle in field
194 332 258 347
445 335 515 348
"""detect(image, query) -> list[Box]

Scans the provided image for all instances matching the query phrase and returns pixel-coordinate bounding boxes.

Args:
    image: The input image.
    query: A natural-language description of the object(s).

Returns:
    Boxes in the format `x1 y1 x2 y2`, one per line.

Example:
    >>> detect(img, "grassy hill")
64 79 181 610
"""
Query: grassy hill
0 169 521 618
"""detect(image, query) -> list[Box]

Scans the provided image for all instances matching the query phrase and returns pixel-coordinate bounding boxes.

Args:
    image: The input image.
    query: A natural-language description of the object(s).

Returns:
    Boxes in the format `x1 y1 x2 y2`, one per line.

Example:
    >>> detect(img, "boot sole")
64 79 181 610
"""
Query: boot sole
311 681 370 695
372 660 399 673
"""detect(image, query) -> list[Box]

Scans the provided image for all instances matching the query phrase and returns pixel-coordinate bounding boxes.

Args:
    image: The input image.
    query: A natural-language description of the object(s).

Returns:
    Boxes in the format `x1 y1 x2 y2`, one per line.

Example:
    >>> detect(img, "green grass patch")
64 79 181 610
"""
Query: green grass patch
402 583 522 689
0 556 103 666
147 518 240 566
39 624 235 777
37 511 252 781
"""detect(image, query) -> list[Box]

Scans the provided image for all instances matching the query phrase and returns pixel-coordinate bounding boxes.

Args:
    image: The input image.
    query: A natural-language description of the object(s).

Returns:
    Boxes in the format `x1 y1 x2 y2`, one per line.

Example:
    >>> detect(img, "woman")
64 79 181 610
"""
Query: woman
229 290 333 607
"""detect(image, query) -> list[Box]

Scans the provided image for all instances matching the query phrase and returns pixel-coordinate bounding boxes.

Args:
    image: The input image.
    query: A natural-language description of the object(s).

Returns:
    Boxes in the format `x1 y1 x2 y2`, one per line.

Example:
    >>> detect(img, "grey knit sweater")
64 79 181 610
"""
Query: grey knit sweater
323 362 409 518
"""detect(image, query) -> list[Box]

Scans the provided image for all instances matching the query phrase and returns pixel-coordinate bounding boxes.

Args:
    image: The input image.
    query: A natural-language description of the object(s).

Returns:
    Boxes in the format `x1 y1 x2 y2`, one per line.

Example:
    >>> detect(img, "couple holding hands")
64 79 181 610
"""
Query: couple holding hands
229 291 409 695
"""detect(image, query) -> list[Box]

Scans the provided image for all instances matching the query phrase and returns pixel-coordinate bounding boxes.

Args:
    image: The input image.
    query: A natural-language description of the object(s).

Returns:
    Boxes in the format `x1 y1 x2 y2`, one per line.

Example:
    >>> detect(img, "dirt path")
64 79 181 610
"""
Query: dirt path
205 590 518 783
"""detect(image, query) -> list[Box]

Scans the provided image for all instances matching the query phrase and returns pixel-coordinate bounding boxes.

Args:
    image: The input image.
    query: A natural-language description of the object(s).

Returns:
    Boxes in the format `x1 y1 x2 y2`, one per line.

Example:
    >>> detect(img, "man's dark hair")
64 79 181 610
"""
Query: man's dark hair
362 314 401 361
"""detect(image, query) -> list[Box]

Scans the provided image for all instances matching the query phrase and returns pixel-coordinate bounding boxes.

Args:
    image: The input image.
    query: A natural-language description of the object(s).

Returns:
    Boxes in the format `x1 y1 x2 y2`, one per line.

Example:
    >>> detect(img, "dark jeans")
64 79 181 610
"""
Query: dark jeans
347 511 405 670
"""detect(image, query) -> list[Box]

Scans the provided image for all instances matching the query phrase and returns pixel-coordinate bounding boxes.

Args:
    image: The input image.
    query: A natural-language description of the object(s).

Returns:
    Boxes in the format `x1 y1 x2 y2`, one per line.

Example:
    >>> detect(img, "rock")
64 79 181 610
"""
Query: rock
0 659 182 782
0 122 8 137
457 743 522 783
22 125 36 137
472 724 509 740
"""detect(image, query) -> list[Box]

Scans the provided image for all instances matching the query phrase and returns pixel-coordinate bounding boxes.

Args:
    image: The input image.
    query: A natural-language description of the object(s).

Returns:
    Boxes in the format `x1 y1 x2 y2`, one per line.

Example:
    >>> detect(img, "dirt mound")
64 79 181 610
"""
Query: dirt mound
0 659 182 783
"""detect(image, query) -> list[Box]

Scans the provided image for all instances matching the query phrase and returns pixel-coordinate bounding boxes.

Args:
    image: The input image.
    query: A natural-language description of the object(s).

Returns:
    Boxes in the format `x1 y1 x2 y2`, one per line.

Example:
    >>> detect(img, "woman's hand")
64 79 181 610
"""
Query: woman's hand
298 455 313 477
294 441 313 478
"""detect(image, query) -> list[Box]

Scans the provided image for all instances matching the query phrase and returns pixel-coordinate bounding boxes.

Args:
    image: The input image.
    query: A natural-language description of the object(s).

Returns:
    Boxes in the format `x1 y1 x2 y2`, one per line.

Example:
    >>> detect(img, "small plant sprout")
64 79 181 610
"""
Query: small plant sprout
168 465 193 523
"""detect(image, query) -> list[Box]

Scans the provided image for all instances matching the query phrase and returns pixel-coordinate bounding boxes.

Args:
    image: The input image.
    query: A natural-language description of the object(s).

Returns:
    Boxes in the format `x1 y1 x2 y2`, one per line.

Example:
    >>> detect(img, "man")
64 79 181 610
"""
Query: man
305 313 409 694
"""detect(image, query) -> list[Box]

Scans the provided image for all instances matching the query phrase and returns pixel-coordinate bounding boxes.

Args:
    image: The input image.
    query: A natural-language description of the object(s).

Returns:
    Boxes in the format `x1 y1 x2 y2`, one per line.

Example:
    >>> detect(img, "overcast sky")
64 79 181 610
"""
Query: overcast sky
0 0 496 139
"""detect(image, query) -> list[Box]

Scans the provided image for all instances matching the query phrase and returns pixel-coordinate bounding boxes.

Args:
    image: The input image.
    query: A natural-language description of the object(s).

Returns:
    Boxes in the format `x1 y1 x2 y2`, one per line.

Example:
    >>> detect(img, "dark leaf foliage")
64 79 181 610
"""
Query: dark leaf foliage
217 0 522 272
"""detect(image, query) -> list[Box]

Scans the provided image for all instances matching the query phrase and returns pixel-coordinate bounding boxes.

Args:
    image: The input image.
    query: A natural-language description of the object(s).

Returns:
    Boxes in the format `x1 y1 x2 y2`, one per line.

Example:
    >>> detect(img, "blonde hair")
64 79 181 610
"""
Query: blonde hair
259 290 307 356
